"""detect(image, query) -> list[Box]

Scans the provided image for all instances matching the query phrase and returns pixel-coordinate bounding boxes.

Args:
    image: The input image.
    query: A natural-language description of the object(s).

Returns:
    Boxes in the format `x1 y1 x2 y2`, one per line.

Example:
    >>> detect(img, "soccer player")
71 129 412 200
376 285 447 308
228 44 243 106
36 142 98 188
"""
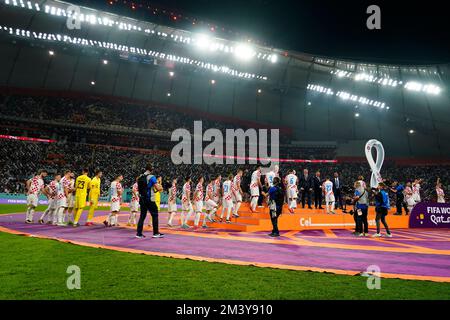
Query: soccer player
86 169 102 226
285 169 298 214
73 168 92 227
25 170 48 223
66 172 76 225
167 178 178 227
404 182 415 213
104 175 123 227
213 174 222 220
204 177 218 227
249 166 262 212
39 173 61 224
412 179 422 204
221 174 234 223
193 176 204 228
436 178 445 203
323 177 335 214
128 177 140 227
180 177 193 229
56 170 72 226
232 169 243 218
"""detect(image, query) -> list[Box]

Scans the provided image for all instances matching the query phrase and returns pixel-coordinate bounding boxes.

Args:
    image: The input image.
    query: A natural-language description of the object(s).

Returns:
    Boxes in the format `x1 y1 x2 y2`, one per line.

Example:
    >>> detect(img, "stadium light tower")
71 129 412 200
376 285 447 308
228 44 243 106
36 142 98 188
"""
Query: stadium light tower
194 34 211 50
103 59 108 65
48 50 54 56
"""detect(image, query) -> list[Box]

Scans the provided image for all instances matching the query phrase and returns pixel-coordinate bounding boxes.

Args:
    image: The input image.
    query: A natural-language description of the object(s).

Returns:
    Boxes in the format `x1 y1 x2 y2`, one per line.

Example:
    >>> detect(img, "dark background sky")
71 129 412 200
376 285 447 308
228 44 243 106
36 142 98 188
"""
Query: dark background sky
77 0 449 64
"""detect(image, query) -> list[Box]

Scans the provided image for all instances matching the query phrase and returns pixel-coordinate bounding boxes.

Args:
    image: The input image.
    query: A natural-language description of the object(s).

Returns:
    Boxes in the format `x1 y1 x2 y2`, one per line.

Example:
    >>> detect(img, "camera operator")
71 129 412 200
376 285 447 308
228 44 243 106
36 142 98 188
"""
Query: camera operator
353 180 369 237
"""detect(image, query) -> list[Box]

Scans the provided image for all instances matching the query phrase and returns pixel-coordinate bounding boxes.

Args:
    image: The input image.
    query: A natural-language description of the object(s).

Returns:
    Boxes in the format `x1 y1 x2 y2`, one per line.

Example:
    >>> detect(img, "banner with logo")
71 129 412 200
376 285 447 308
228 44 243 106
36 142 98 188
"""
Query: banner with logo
409 202 450 228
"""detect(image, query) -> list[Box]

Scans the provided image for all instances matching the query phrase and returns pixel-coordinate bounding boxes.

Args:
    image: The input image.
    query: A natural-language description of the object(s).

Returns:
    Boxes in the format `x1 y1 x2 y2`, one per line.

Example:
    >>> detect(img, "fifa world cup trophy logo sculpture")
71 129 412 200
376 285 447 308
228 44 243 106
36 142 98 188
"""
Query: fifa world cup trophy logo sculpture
365 139 385 188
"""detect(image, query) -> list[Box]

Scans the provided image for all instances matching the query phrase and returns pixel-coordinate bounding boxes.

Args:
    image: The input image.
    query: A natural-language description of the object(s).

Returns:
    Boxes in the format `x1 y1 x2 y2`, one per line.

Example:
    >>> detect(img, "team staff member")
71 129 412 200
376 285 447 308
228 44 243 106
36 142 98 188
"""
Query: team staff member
136 163 163 239
268 177 284 237
86 169 102 226
353 180 369 236
73 168 91 227
373 182 392 238
390 181 408 215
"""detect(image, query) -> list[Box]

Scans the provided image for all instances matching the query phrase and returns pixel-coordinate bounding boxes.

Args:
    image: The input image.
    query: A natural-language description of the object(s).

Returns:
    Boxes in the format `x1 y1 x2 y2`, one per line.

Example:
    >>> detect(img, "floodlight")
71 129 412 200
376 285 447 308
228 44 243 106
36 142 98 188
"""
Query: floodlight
234 43 255 61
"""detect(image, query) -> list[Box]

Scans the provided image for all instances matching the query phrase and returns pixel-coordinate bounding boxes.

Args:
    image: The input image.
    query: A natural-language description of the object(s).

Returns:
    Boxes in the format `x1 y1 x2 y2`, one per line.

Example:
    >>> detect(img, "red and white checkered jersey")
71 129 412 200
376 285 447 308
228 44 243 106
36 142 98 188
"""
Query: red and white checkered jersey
194 182 203 202
436 187 445 197
404 186 413 200
214 179 221 197
223 180 233 200
168 184 177 202
110 181 122 203
182 182 191 202
233 175 241 192
28 176 44 195
57 177 70 199
205 183 214 201
323 181 334 196
286 174 298 189
131 182 139 202
413 184 421 196
250 170 261 188
47 180 58 199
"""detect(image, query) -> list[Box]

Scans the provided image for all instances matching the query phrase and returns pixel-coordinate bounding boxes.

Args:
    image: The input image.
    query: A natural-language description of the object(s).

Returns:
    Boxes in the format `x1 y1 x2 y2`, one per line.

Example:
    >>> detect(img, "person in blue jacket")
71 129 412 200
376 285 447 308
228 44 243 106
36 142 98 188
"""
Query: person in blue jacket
372 182 392 238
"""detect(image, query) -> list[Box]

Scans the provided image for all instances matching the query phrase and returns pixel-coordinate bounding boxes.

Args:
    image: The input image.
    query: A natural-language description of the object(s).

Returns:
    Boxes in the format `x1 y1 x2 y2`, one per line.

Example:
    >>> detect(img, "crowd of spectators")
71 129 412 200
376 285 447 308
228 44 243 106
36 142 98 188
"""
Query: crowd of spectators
0 139 448 204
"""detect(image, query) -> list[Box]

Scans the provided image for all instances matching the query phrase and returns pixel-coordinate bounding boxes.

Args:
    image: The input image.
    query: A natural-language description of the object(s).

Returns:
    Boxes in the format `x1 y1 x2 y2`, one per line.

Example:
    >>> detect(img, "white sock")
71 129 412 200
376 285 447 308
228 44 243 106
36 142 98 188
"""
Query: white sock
330 202 335 212
40 207 50 220
168 213 174 225
57 208 64 224
180 212 186 225
185 209 193 224
233 202 241 215
226 207 232 220
251 197 258 211
28 208 35 221
194 212 201 226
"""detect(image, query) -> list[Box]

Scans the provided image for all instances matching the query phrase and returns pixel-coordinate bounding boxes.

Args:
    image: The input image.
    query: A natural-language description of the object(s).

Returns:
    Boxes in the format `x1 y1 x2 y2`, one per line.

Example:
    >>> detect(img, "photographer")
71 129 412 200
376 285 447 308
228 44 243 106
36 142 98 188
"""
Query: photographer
268 177 284 237
372 182 392 238
353 181 369 237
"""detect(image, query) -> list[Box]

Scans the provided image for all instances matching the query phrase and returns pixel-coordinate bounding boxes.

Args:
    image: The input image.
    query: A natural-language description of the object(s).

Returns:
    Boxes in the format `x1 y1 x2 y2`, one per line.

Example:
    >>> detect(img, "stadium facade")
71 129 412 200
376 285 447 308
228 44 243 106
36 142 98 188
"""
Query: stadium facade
0 0 449 158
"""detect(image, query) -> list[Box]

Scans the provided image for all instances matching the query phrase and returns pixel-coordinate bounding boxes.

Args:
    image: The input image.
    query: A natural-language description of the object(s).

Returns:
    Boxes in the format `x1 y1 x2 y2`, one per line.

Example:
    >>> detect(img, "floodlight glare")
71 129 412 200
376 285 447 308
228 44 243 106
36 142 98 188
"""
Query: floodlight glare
194 34 211 49
270 54 278 63
234 43 255 61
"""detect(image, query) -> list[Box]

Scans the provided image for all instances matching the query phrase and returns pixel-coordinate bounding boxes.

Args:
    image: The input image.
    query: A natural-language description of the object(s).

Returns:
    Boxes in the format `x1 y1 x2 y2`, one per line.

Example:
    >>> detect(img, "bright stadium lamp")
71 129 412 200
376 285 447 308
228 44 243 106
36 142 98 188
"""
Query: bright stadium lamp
194 34 211 49
48 50 54 56
270 54 278 63
103 59 108 65
234 43 255 61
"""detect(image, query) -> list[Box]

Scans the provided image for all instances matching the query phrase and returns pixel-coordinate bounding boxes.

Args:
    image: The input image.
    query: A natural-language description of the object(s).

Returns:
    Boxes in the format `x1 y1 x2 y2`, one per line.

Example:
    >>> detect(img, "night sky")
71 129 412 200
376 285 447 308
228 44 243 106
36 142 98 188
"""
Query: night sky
75 0 449 64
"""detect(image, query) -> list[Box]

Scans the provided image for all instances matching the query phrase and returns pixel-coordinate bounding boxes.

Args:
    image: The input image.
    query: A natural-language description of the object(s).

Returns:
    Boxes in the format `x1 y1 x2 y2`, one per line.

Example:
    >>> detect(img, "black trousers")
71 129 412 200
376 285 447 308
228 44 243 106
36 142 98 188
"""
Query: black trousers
313 189 323 208
270 209 282 235
137 198 159 236
301 190 312 208
396 196 409 214
335 189 342 209
375 207 390 234
355 206 369 234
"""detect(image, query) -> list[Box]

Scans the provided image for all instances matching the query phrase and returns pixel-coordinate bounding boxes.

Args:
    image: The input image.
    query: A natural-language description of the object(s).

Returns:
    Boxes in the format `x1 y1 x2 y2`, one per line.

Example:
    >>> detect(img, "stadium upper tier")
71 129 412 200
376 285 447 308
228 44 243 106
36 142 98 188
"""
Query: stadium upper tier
0 0 449 157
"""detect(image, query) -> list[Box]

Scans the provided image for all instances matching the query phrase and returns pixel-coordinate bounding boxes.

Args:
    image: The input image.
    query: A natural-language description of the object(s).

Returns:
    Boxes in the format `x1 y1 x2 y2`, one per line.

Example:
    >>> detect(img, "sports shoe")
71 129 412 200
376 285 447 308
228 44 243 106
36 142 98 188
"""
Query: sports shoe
181 224 190 229
38 219 44 224
372 233 382 238
202 225 208 229
232 213 239 218
269 233 280 237
384 233 393 238
207 216 214 223
72 223 80 228
85 222 94 226
103 220 109 227
288 208 294 214
152 233 165 238
167 223 173 228
25 220 33 224
226 219 231 224
126 223 132 227
135 235 146 239
47 221 53 225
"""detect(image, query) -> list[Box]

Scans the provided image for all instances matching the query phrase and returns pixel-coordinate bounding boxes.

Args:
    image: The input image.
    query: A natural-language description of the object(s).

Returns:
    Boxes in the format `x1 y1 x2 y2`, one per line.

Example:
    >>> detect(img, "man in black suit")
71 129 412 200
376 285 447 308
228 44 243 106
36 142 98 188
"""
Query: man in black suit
299 169 313 209
313 171 324 209
332 172 343 209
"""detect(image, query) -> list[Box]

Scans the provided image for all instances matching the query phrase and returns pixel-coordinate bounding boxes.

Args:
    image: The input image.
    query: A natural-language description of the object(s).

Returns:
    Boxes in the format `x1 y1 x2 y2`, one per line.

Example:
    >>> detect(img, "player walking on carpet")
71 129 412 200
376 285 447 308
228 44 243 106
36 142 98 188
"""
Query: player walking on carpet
86 169 102 226
73 169 92 227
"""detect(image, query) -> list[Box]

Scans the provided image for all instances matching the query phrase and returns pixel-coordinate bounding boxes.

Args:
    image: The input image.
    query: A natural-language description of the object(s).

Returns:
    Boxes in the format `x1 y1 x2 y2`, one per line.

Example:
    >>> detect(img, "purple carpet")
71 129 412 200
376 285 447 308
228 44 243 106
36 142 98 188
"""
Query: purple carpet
1 212 449 282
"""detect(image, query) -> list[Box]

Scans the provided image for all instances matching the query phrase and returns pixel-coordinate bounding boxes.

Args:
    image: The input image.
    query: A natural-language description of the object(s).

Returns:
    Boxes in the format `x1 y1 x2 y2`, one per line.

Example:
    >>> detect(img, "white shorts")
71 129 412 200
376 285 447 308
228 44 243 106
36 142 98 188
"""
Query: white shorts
406 198 416 206
27 194 38 207
288 188 298 199
194 201 203 212
58 197 68 208
233 191 242 202
325 195 335 203
47 199 58 210
182 201 193 212
250 186 259 197
223 198 233 209
67 194 74 208
111 201 121 212
130 200 139 212
213 196 220 204
168 201 177 213
205 199 218 211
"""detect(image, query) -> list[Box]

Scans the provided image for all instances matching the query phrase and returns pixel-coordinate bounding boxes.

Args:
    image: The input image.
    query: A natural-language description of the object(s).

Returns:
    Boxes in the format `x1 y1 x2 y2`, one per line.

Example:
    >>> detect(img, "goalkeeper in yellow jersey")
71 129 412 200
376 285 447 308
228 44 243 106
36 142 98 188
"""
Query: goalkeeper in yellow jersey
73 168 92 227
86 169 102 226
